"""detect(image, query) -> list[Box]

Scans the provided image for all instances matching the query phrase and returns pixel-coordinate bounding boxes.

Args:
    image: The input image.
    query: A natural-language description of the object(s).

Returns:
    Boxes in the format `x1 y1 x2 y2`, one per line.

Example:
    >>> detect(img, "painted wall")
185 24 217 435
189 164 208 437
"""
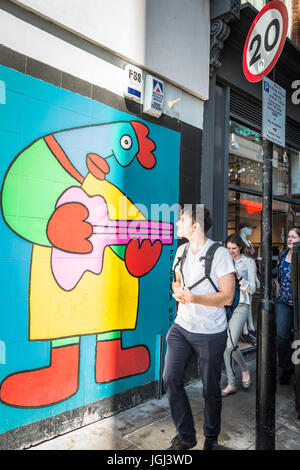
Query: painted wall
0 0 205 447
0 64 180 439
9 0 210 100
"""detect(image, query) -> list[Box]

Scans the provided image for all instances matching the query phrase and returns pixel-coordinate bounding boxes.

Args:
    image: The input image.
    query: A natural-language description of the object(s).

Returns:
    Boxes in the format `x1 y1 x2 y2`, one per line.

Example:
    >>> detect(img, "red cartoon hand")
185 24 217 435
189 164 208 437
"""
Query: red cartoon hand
47 202 93 253
125 239 162 277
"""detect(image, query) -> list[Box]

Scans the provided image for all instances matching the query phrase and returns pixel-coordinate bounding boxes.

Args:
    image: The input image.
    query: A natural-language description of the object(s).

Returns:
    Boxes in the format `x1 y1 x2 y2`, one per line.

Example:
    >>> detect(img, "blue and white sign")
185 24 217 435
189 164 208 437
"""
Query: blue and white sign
143 75 164 118
123 64 143 103
262 76 286 147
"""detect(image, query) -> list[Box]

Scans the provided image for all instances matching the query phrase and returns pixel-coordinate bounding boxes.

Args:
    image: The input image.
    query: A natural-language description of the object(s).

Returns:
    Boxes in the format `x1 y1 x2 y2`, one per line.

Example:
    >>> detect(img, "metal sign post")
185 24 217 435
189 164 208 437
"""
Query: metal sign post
256 134 277 450
242 0 288 450
257 72 286 450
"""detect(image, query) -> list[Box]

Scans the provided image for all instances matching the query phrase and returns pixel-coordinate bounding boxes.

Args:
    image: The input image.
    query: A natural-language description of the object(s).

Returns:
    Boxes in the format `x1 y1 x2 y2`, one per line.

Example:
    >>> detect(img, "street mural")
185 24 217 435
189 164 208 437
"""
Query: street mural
0 65 180 432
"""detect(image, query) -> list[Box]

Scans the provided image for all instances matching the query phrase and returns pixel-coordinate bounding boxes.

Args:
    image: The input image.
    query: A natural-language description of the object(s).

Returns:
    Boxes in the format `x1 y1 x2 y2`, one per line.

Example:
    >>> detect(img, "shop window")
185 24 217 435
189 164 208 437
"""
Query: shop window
227 116 300 349
229 121 300 200
228 120 300 272
229 122 263 191
273 146 300 198
291 148 300 199
228 189 262 257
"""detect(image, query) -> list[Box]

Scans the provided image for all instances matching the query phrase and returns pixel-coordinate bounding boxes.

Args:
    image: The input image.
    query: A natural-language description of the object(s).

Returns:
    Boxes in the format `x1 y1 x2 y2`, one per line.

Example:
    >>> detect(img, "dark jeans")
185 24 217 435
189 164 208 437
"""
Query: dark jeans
275 300 294 370
163 323 227 442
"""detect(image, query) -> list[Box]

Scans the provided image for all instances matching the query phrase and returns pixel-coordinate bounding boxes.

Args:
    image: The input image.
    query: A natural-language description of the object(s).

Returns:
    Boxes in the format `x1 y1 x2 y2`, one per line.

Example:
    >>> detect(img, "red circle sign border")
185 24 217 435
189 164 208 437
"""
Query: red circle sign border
242 0 288 83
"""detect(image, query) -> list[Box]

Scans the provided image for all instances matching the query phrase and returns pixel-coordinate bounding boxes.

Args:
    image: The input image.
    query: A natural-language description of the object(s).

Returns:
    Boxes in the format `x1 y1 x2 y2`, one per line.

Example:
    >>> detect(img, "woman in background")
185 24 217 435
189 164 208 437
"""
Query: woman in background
275 227 300 385
221 234 257 397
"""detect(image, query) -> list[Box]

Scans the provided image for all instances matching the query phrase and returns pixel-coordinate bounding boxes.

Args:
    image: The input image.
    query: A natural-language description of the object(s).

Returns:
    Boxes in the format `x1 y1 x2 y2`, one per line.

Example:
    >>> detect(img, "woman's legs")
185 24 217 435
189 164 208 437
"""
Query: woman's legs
275 301 294 371
223 304 250 388
242 305 255 335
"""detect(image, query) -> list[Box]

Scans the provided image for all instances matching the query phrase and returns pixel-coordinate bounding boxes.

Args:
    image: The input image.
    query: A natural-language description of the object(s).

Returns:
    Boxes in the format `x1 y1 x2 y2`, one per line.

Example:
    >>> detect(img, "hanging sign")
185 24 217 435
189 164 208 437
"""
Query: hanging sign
243 1 288 83
262 76 286 147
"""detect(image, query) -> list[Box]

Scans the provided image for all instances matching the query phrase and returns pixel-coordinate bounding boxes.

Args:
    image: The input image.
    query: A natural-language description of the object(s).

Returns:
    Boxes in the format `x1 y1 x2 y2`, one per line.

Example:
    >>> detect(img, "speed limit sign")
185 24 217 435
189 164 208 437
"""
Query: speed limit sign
243 1 288 83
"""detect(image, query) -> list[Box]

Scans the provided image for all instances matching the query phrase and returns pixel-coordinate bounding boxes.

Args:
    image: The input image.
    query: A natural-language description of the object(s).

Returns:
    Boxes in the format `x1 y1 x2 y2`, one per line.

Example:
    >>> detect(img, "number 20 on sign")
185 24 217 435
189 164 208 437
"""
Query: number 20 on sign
243 0 288 83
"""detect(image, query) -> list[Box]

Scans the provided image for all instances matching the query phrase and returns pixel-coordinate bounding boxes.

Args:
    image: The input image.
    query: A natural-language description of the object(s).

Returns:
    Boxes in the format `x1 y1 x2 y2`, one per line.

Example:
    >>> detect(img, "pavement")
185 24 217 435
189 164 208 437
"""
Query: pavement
29 352 300 452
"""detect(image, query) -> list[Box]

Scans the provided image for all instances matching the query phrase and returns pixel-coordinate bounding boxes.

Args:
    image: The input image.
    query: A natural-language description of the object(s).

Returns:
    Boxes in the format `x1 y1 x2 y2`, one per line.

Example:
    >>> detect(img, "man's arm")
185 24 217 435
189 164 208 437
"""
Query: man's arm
172 271 186 303
172 271 181 292
174 272 235 306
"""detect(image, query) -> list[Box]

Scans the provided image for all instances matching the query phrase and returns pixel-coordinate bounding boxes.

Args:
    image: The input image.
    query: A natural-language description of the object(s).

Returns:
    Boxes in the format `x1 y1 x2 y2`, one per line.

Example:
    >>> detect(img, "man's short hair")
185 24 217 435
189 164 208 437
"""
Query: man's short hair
181 204 212 234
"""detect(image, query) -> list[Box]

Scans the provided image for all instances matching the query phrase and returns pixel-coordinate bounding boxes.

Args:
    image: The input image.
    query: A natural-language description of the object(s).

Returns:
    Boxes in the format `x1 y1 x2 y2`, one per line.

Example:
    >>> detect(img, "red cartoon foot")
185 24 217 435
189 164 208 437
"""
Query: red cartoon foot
95 339 150 383
0 345 79 408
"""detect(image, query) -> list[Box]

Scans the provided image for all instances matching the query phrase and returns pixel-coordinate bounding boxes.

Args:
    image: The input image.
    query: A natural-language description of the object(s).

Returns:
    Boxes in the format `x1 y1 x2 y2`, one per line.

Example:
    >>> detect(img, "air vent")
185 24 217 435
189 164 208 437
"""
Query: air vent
230 90 262 127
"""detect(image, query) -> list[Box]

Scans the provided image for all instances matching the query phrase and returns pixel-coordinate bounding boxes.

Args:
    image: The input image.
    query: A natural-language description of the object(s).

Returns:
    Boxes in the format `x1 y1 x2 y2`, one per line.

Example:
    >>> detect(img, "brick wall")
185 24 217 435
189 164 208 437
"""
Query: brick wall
291 0 300 45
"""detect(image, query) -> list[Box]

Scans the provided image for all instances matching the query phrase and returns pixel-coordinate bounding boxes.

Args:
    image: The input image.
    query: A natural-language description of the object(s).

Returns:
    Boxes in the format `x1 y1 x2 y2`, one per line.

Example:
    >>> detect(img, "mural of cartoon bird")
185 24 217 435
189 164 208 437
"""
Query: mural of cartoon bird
0 120 173 408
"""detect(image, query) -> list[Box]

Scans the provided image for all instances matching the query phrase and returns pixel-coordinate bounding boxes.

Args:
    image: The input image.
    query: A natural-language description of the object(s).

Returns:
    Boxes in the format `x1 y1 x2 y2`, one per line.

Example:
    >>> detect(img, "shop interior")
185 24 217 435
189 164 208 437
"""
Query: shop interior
227 121 300 349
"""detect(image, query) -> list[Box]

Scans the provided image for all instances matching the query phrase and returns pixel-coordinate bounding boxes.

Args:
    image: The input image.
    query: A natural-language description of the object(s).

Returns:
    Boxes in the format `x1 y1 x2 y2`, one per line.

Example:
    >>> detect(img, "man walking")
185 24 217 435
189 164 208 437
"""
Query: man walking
163 205 235 450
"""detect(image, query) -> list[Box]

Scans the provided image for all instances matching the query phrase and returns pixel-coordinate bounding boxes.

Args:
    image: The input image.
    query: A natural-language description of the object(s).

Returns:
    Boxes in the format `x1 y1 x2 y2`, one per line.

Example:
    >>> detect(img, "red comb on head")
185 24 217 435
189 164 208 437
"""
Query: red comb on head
131 121 156 169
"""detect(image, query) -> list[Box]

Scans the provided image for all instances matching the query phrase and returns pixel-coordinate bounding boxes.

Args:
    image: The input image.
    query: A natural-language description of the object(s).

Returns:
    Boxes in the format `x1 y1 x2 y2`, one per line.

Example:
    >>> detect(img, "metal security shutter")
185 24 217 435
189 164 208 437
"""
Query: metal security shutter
286 118 300 150
230 89 262 128
230 89 300 150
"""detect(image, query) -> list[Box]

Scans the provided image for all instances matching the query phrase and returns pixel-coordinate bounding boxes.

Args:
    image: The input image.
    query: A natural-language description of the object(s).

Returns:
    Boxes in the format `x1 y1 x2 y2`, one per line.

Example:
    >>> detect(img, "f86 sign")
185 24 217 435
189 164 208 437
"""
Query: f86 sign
243 1 288 83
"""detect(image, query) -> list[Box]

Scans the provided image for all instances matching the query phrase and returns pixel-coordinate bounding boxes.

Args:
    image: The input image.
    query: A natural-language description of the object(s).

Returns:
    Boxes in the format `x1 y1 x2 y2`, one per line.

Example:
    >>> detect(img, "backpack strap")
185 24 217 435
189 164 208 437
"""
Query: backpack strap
204 242 222 292
205 242 222 278
187 242 222 291
173 242 190 286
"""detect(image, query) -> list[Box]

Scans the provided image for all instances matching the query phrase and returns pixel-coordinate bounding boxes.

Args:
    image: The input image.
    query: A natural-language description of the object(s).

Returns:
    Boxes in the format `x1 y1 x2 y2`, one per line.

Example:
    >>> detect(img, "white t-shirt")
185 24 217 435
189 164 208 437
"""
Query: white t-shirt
173 239 235 334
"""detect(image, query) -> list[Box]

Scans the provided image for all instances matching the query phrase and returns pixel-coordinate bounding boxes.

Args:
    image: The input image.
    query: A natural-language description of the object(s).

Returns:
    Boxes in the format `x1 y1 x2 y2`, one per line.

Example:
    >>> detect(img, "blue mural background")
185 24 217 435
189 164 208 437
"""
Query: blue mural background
0 65 180 434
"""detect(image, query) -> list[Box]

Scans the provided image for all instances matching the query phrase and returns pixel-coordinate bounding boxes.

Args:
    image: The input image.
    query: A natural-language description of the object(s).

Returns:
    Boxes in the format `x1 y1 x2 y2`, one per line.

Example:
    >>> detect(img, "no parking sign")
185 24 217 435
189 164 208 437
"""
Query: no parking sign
243 0 288 83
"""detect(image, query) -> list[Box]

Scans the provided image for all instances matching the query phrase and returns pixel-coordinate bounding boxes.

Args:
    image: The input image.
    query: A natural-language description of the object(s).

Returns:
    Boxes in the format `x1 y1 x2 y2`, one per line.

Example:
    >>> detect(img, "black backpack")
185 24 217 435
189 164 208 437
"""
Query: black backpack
173 242 240 321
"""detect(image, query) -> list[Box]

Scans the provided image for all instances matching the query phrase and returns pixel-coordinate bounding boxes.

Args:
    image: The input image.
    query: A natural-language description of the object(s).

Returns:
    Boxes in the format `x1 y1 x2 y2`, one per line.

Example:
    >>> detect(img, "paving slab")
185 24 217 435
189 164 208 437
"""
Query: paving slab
123 414 181 451
98 398 171 437
29 423 140 451
275 425 300 451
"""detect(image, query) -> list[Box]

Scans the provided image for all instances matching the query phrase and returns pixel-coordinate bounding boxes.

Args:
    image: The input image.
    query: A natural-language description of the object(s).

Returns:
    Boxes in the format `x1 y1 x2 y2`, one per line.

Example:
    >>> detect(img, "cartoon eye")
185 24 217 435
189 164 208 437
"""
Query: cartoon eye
120 135 132 150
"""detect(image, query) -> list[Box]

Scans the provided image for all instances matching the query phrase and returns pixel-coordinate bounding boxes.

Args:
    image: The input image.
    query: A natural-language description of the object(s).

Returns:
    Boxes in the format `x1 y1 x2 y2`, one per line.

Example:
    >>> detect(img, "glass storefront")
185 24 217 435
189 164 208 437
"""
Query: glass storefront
227 120 300 346
229 121 300 201
228 189 262 256
228 120 300 258
229 122 263 192
228 190 300 261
